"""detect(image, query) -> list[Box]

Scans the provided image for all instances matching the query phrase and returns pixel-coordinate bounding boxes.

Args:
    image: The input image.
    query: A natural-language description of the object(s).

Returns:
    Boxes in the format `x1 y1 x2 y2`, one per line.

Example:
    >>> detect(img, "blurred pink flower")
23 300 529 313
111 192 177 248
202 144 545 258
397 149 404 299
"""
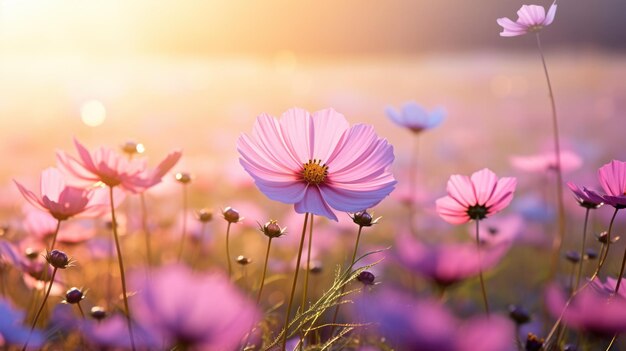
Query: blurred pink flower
22 209 96 244
435 168 517 224
566 182 604 209
385 102 445 133
510 150 581 173
14 167 109 221
497 2 557 37
131 264 260 350
237 108 396 221
395 233 510 287
57 139 181 193
597 160 626 209
546 283 626 335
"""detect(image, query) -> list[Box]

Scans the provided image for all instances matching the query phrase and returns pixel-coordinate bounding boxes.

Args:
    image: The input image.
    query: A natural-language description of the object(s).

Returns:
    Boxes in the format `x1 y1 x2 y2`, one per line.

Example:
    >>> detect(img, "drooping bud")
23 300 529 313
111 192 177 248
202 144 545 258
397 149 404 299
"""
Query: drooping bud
222 207 242 223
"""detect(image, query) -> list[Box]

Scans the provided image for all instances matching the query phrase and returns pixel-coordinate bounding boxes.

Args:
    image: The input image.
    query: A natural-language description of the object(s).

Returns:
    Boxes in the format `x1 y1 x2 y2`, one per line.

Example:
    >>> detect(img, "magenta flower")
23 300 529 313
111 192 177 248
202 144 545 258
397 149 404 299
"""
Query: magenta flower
237 108 396 221
511 150 581 173
436 168 517 224
597 160 626 209
385 102 445 133
497 2 557 37
57 139 181 193
566 182 604 209
131 264 260 350
356 287 515 351
14 167 109 221
395 233 510 287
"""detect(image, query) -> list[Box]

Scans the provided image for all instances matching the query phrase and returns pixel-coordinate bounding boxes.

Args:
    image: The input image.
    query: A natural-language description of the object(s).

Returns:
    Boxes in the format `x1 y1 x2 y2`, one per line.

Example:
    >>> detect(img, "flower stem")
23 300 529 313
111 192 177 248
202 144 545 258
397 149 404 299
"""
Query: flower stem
408 135 420 235
109 186 136 351
536 32 566 281
299 214 314 349
48 219 62 252
590 208 619 281
475 220 490 316
329 224 364 337
226 222 233 278
23 267 57 351
76 302 85 319
140 193 153 267
574 208 590 291
281 212 309 351
177 184 188 262
256 237 273 305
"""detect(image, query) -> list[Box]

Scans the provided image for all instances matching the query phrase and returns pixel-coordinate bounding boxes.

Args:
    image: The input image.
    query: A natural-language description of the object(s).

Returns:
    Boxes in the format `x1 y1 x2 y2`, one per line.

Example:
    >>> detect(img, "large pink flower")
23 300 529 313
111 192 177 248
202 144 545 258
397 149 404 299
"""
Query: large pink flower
497 2 557 37
597 160 626 209
237 108 396 221
436 168 517 224
14 167 109 221
57 139 181 193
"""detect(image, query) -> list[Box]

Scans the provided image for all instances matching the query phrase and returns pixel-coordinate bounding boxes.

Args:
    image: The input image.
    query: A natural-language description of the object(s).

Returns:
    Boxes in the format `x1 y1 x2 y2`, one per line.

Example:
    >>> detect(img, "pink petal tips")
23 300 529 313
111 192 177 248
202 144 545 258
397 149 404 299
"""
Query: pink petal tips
497 2 557 37
237 107 396 221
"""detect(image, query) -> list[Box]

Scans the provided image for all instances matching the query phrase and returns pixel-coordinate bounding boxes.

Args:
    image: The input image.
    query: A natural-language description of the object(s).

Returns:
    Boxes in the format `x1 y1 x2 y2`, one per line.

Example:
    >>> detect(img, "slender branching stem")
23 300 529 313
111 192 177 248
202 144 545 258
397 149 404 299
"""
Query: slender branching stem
590 208 619 280
140 193 152 267
281 212 309 351
475 220 490 316
256 237 273 305
226 222 233 278
301 214 314 316
574 208 590 291
408 135 420 235
49 219 62 252
23 267 57 351
109 186 136 351
76 302 85 319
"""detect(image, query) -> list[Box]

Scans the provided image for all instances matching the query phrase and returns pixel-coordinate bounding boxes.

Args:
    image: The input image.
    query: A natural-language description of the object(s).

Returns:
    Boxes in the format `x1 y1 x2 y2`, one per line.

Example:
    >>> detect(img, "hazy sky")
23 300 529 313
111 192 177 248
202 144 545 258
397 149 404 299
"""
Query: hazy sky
1 0 624 57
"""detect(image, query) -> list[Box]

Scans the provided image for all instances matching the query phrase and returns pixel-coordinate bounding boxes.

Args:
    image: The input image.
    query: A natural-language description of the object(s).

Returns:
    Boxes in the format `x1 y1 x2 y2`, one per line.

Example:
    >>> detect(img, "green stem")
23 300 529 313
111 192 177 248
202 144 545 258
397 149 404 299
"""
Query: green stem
177 184 188 262
140 193 152 267
574 208 590 291
590 208 619 281
23 267 57 351
226 222 233 278
48 219 62 252
109 187 136 351
256 237 273 305
299 214 314 350
475 220 490 316
536 32 566 281
280 212 309 351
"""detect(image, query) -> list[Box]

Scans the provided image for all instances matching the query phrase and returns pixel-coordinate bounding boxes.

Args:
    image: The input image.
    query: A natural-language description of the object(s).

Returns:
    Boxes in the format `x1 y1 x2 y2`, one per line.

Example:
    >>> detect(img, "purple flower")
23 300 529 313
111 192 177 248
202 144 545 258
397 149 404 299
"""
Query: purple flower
546 283 626 335
356 287 515 351
566 182 604 209
237 108 396 221
0 298 44 349
385 102 445 133
395 233 510 287
131 264 260 350
511 150 581 174
497 2 557 37
597 160 626 209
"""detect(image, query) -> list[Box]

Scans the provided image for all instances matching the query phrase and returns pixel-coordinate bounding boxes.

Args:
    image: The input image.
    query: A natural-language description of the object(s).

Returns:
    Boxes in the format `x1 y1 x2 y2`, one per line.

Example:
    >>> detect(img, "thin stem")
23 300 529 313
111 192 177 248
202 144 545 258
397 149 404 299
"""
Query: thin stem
109 187 136 351
606 335 617 351
23 267 57 351
48 219 62 252
590 208 619 281
536 32 566 281
475 220 490 316
281 212 309 351
192 222 208 271
140 193 152 267
301 215 314 316
329 225 364 338
226 222 233 278
177 184 188 262
574 208 591 291
408 135 420 235
76 302 85 319
256 237 273 305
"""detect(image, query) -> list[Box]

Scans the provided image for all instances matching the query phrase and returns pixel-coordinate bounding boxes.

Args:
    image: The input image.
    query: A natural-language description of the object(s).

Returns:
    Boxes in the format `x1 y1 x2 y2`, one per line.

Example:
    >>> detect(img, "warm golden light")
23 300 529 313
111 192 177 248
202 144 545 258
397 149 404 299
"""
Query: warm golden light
80 100 106 127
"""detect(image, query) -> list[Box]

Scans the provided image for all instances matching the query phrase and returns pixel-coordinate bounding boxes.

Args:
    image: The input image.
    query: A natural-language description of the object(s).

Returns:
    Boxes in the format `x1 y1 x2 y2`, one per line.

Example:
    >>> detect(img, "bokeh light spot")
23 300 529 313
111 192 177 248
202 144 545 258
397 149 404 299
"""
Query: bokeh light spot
80 100 106 127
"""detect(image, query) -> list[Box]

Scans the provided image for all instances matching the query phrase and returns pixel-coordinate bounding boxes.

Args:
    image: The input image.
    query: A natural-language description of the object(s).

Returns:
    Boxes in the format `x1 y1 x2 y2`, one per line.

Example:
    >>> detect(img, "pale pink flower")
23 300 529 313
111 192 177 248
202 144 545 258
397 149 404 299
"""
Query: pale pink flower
385 102 445 133
22 209 96 244
497 2 557 37
14 167 109 221
597 160 626 209
237 108 396 221
57 139 181 193
510 150 582 173
436 168 517 224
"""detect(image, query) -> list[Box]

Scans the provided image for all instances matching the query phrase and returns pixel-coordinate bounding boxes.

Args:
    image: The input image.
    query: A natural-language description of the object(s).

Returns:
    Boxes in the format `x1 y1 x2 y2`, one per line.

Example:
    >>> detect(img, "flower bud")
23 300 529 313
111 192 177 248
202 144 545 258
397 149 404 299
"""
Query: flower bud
564 250 581 264
195 208 213 223
90 306 107 321
357 271 375 285
309 261 323 274
222 207 241 223
121 141 145 155
46 249 70 269
175 172 192 184
525 333 544 351
236 255 252 265
585 248 598 260
25 247 40 260
508 305 531 325
64 287 84 304
351 210 379 227
259 220 286 238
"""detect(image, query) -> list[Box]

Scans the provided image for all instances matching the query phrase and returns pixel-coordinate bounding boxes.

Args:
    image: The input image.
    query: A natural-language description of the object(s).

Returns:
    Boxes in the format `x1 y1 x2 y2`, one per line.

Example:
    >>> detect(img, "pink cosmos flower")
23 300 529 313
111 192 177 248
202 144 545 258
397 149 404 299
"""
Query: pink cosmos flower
237 108 396 221
597 160 626 209
510 150 581 173
436 168 517 224
57 139 181 193
14 167 109 221
566 182 604 209
497 2 557 37
385 102 445 133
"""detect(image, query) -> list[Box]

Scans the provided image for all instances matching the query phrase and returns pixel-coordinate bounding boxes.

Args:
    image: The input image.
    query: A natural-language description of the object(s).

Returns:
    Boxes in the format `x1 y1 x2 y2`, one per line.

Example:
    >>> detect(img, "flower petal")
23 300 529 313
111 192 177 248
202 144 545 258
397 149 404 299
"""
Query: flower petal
470 168 498 206
294 186 337 221
40 167 65 202
485 177 517 214
14 180 46 212
436 195 470 224
279 108 313 162
310 108 350 162
446 174 475 207
544 2 557 26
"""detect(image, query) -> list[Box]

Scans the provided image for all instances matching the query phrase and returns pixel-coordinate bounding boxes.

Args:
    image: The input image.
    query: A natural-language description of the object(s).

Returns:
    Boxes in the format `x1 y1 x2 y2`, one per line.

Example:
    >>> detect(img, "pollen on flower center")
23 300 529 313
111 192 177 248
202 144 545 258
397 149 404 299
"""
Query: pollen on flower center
302 159 328 185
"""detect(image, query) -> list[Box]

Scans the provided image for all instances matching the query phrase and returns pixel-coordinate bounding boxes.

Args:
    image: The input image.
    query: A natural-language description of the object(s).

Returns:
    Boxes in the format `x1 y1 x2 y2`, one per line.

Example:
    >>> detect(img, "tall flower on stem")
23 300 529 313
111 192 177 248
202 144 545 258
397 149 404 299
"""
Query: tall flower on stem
221 207 242 278
436 168 517 314
498 1 564 280
386 102 445 234
56 139 181 351
237 107 396 350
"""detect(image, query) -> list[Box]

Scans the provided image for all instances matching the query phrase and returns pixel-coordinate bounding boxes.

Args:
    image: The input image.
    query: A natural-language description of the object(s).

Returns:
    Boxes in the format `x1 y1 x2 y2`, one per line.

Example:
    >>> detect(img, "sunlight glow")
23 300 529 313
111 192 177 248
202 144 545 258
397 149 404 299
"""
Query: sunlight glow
80 100 106 127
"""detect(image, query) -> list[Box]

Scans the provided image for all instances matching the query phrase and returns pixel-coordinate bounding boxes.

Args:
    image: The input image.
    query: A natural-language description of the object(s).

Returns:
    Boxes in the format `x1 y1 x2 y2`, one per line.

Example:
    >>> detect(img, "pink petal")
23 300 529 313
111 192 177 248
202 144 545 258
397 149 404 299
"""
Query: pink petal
56 151 101 187
485 177 517 213
14 180 46 212
250 114 302 170
310 108 349 162
517 5 543 26
470 168 498 205
237 134 297 179
330 138 394 183
319 182 394 213
327 124 387 174
446 174 475 207
544 2 557 26
152 150 182 180
279 108 313 162
248 173 307 204
294 186 337 221
436 195 470 224
40 167 65 202
73 138 98 173
598 160 626 197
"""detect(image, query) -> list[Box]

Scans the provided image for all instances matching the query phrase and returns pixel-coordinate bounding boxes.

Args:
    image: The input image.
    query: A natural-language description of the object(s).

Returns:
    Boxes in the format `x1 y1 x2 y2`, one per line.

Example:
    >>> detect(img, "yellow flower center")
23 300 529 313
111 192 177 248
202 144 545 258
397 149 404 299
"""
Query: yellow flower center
302 159 328 185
